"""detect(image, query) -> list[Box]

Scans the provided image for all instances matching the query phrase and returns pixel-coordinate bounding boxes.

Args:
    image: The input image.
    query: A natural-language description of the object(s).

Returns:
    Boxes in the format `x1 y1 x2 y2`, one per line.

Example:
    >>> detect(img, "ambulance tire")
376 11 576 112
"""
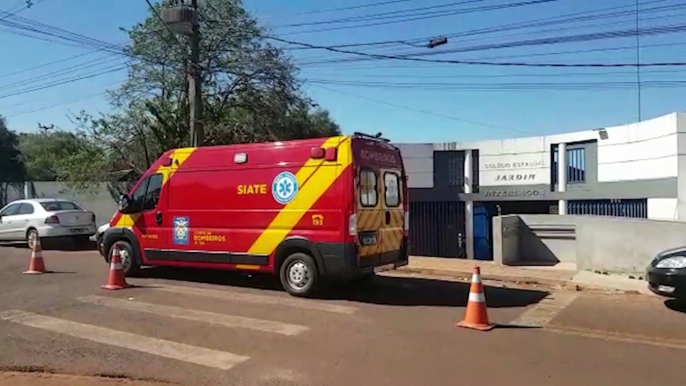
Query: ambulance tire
280 252 319 297
109 240 141 277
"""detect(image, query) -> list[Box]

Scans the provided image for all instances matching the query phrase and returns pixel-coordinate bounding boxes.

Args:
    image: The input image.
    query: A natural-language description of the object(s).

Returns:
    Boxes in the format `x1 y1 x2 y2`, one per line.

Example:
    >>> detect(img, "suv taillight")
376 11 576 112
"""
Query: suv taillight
348 213 357 236
45 215 60 224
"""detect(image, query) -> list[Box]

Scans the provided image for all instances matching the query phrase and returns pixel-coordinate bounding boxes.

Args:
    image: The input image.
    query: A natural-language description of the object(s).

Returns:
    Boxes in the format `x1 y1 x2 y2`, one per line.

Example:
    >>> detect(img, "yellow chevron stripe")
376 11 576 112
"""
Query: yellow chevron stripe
248 136 351 255
114 147 197 227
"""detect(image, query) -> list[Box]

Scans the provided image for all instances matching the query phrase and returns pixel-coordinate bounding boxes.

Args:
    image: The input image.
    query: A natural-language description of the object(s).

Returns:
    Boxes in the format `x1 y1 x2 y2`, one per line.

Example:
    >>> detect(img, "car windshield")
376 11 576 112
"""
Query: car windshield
40 201 82 212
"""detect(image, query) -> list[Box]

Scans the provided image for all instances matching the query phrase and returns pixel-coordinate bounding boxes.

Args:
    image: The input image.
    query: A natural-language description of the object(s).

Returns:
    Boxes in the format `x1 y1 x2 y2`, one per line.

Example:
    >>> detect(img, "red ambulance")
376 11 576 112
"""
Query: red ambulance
98 133 408 296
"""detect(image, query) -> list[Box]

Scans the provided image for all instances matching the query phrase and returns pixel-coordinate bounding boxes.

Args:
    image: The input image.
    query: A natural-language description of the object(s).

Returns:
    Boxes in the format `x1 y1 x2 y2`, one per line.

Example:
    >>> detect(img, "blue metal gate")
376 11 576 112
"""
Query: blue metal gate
567 199 647 218
473 205 492 260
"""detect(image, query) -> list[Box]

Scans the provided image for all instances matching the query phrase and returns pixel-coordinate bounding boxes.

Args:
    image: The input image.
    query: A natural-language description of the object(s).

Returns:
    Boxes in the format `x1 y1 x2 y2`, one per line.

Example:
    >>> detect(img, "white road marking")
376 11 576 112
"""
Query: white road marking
77 295 308 336
0 310 249 370
153 284 358 315
509 292 579 327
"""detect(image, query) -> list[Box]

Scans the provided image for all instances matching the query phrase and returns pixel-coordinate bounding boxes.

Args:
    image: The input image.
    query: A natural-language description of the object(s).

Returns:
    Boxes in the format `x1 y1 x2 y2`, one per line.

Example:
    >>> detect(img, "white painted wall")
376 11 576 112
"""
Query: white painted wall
417 112 680 188
648 198 679 221
596 114 678 182
396 143 433 188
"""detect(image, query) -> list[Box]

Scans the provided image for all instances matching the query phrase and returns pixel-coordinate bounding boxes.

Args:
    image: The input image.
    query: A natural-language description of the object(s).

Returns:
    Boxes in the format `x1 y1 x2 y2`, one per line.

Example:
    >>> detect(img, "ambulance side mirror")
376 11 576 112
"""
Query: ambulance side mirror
118 194 131 213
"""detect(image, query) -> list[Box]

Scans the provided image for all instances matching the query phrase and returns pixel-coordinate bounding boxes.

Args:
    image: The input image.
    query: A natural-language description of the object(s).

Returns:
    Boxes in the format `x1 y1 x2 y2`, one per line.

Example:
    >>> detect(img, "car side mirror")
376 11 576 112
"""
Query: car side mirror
118 194 131 214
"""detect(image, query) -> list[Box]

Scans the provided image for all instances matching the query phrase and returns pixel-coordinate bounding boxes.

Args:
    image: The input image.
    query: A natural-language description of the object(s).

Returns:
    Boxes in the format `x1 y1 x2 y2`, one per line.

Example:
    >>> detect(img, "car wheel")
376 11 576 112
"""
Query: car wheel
26 229 39 250
108 240 140 277
279 252 319 297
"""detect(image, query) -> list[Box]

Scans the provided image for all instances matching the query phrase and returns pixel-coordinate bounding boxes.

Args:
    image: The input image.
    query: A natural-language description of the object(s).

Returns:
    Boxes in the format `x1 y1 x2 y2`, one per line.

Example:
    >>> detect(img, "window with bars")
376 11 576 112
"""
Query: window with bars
433 151 465 190
551 145 587 185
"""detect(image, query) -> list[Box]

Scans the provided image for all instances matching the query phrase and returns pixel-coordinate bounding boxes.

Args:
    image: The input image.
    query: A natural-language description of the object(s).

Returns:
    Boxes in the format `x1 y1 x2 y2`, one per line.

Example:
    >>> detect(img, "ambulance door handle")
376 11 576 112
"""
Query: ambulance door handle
155 211 162 225
385 211 391 225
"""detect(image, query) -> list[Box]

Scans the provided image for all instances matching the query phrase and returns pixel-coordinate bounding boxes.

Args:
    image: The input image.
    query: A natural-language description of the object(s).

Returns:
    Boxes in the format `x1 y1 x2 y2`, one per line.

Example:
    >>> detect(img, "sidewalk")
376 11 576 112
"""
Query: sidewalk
399 256 653 295
0 372 168 386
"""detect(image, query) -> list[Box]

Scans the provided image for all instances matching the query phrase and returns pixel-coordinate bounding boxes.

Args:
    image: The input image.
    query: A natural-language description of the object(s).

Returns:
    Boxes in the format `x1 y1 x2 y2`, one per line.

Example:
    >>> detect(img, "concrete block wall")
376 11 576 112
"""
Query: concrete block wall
5 181 117 227
493 214 686 274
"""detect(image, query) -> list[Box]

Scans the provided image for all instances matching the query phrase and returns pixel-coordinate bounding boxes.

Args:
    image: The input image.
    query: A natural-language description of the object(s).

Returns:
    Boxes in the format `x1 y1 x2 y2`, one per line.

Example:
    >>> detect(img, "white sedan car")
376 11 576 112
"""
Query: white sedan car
0 199 97 248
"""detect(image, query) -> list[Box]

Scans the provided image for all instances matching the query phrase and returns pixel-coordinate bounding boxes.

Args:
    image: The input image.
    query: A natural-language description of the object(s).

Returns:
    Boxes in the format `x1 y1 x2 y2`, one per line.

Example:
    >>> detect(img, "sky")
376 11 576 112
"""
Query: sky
1 0 686 143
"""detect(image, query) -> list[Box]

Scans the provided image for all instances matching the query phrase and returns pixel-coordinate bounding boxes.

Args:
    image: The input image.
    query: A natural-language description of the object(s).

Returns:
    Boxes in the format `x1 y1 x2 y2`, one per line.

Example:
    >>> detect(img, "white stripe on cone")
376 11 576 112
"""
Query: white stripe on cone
471 274 482 284
468 292 486 303
111 263 123 270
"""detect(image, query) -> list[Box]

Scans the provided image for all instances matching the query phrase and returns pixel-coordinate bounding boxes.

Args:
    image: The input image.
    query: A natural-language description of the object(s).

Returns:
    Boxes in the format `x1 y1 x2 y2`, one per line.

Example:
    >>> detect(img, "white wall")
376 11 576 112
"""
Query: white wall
648 198 679 221
396 143 433 188
596 114 678 182
398 112 682 198
426 113 680 187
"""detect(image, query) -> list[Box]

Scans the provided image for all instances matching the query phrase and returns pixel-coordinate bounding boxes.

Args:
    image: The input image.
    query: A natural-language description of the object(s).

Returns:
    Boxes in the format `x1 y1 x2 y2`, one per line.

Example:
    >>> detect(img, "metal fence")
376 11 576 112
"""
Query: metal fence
567 199 647 218
409 201 466 258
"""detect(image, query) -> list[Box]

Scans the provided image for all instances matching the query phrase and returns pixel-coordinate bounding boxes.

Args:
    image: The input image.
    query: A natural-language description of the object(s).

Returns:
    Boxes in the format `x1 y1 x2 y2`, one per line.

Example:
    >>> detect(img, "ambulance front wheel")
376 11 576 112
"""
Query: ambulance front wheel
280 252 319 297
108 240 140 277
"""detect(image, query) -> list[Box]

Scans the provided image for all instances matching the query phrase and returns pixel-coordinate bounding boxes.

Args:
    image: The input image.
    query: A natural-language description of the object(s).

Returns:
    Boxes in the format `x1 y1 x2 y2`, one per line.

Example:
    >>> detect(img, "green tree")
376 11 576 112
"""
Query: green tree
18 126 94 181
0 115 26 205
63 0 339 195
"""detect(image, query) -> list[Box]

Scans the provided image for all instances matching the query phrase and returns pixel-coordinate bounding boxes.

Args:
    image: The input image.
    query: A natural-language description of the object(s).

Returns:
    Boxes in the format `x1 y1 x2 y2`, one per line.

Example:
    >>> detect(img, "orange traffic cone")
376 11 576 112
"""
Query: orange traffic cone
457 266 495 331
23 237 47 275
101 246 131 290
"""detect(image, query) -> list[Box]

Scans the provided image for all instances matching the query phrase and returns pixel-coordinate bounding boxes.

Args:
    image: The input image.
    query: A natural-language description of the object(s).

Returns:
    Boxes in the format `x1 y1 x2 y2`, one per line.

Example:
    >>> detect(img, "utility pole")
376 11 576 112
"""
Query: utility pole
188 0 203 146
160 0 203 146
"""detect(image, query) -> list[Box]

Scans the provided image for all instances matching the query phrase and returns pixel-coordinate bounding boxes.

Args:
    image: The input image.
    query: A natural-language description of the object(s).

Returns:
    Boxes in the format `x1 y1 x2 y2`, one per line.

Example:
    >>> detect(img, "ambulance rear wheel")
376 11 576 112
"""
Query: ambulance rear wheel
280 252 319 297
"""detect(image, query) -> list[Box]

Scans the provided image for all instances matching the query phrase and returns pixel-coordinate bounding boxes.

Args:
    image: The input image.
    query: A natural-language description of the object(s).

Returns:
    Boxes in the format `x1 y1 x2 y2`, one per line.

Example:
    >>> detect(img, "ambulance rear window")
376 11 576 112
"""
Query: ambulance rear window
360 169 378 207
384 172 400 207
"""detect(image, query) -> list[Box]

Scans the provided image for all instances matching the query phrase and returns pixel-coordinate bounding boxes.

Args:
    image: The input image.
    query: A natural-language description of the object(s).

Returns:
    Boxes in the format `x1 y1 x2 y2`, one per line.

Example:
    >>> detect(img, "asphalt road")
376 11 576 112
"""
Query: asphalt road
1 243 685 386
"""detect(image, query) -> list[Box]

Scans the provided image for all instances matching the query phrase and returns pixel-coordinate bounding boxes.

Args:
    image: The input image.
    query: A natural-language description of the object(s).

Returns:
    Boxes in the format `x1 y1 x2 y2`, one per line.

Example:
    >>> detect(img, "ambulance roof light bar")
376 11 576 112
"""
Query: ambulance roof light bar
353 132 390 143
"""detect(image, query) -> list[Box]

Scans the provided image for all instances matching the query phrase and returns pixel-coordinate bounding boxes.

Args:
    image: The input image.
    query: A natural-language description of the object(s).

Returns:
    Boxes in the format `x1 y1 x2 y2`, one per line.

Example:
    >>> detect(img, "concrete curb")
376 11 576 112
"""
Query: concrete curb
397 266 652 295
397 267 569 287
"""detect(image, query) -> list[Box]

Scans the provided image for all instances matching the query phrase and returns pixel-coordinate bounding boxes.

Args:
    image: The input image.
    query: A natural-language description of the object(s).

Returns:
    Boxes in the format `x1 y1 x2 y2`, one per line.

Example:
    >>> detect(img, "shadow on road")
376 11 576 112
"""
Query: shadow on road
138 267 283 291
327 275 549 308
0 240 96 252
138 267 549 308
664 299 686 313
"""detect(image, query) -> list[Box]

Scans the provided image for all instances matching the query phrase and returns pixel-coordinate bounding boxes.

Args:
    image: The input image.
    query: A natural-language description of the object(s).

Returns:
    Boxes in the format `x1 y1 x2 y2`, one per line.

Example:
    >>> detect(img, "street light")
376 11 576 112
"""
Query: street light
427 37 448 49
401 36 448 49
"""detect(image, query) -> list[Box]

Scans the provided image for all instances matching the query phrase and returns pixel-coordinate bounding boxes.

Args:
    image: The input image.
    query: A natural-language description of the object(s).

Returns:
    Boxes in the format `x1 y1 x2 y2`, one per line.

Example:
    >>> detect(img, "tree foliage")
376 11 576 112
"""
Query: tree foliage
0 115 26 205
54 0 339 195
18 125 94 181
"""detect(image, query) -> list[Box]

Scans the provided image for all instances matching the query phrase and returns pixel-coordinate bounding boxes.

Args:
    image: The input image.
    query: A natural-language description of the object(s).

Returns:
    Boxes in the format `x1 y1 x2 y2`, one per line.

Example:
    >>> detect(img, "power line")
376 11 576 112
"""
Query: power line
0 55 126 92
303 66 686 79
306 78 686 91
0 13 175 68
279 0 558 36
635 0 642 122
295 18 686 67
270 35 686 68
283 0 669 50
0 0 45 22
272 0 485 28
0 49 104 80
291 3 686 66
0 65 128 100
4 80 125 118
267 0 412 17
309 83 535 135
